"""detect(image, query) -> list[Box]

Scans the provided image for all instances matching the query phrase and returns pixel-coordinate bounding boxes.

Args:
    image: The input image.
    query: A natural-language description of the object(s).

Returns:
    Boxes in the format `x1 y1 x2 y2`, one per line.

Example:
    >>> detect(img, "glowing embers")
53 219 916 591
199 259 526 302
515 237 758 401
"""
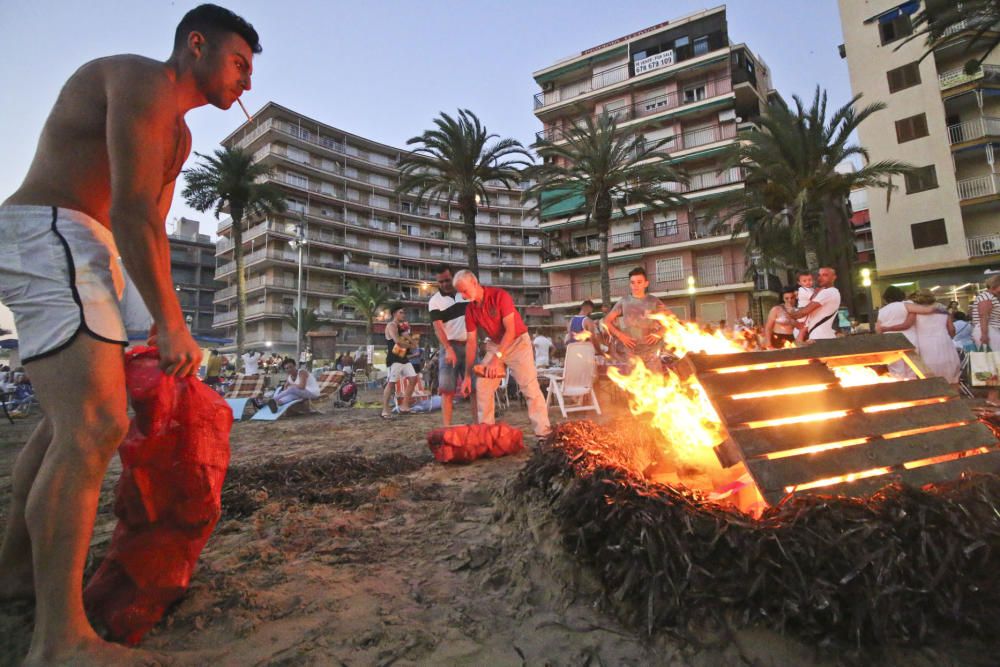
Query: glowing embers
862 397 949 413
730 384 830 401
785 467 893 493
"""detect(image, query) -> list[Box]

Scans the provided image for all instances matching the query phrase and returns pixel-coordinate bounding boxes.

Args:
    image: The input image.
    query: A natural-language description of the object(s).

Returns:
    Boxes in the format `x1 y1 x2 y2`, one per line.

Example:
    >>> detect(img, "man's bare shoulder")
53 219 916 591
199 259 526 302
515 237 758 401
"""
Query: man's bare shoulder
74 55 173 100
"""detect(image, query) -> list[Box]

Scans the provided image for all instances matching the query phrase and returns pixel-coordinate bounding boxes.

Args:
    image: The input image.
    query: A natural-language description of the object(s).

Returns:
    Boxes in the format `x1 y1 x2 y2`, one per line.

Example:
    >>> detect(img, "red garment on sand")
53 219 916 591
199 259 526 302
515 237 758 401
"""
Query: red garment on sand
427 423 524 463
83 347 232 645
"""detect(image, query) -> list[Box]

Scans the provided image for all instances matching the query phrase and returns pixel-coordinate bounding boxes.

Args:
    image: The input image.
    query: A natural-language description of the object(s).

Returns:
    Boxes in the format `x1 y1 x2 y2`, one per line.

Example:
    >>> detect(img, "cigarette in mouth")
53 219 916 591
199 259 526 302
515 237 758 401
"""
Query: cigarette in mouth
237 98 251 122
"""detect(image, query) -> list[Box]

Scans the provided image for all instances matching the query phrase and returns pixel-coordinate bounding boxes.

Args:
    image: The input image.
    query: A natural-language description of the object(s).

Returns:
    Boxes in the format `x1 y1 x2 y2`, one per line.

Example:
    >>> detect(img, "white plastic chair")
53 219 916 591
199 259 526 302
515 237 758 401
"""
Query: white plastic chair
546 342 601 418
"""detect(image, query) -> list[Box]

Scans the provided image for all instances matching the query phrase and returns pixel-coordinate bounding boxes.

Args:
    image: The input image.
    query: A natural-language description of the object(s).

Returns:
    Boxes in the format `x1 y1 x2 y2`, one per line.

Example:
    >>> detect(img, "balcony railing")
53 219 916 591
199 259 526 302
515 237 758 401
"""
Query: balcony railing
678 123 737 151
956 173 1000 200
548 260 748 303
535 76 733 142
938 64 1000 90
543 218 738 263
967 232 1000 258
947 116 1000 144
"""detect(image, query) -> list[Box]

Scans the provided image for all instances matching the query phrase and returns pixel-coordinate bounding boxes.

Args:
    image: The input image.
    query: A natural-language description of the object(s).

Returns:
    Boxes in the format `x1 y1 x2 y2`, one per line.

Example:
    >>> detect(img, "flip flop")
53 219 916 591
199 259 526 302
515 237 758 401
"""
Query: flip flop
380 413 393 419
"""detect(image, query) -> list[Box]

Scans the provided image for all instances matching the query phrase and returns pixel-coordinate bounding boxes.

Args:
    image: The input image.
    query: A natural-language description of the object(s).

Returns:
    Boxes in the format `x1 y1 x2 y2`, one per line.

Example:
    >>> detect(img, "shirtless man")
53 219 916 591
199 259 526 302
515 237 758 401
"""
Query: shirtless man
0 5 260 664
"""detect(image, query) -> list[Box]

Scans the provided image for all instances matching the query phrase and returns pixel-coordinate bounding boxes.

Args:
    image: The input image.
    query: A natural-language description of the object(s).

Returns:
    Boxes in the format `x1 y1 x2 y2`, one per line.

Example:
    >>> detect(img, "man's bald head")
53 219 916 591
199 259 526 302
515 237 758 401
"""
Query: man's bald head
453 270 483 302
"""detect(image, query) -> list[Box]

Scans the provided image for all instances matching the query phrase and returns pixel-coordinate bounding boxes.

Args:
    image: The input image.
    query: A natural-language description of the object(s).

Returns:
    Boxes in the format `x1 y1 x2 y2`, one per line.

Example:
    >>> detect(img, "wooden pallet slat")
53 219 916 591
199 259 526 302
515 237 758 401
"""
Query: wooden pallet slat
686 334 915 373
803 449 1000 501
731 400 979 459
748 422 999 500
715 377 952 426
695 361 839 398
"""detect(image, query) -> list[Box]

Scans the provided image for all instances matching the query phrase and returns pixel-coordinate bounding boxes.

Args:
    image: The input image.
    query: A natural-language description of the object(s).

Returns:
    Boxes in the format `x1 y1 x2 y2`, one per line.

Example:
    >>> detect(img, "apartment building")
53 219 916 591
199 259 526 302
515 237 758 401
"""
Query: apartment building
838 1 1000 307
531 6 775 324
169 217 224 339
213 102 548 355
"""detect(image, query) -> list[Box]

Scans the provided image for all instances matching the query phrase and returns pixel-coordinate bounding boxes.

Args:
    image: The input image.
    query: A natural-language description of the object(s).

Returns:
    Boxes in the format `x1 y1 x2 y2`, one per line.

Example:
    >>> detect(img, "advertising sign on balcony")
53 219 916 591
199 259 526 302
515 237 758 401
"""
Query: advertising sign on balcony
634 50 675 76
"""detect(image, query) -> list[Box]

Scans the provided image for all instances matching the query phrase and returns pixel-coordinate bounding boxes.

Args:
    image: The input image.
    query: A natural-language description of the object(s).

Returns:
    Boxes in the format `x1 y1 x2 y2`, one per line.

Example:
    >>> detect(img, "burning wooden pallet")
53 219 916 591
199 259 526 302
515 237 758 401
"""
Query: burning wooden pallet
679 334 1000 506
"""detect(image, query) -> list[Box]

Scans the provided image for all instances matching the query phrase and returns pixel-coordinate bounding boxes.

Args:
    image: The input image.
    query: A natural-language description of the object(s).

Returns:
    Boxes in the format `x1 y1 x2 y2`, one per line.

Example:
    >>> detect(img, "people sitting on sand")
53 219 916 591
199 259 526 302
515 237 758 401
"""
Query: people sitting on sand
256 357 320 412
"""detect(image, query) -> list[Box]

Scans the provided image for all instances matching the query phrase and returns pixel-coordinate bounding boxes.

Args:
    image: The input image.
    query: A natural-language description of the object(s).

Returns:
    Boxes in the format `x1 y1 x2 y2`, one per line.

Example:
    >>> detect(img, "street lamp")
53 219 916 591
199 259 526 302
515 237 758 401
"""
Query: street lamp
860 268 874 328
687 275 697 323
288 220 307 364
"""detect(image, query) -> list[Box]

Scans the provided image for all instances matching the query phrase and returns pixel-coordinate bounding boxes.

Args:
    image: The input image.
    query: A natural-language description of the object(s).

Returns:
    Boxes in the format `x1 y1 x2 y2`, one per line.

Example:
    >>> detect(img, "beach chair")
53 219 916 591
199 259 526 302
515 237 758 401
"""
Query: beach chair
224 375 264 420
249 399 311 421
310 371 347 404
546 342 601 418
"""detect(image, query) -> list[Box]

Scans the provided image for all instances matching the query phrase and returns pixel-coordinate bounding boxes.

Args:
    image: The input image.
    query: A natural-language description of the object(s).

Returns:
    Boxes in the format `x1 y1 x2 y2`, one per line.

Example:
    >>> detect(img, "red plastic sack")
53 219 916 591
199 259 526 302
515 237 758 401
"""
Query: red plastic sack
83 346 232 645
427 423 524 463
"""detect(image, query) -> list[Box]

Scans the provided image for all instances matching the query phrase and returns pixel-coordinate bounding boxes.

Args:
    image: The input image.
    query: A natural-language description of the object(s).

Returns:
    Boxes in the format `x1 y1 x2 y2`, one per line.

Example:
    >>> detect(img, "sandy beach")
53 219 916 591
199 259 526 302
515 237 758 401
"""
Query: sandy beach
0 399 995 666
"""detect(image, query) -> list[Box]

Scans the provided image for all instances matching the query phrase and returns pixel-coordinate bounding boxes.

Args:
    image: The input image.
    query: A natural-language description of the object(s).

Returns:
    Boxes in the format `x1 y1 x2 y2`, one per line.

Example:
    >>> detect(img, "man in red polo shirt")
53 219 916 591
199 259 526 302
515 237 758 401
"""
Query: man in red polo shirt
454 270 551 439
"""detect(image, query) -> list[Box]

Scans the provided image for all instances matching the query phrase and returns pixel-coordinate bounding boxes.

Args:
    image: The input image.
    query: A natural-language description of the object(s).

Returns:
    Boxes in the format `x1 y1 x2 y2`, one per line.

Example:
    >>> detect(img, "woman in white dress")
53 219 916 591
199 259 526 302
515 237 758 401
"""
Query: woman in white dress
875 286 918 379
878 289 959 383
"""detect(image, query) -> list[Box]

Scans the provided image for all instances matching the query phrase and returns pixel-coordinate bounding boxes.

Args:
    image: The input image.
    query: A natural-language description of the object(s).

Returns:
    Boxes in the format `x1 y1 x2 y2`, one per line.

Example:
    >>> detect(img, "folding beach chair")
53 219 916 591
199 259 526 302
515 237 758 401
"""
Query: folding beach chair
545 342 602 418
311 371 347 404
224 375 264 420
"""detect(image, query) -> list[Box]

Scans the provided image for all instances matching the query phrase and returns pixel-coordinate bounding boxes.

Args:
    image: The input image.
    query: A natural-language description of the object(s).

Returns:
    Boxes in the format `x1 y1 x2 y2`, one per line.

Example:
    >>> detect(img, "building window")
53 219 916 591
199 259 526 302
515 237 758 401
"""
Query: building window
895 113 929 143
692 36 710 56
911 218 948 249
287 172 308 189
683 84 707 103
904 165 939 194
879 13 913 45
655 257 684 284
886 62 921 93
654 219 678 237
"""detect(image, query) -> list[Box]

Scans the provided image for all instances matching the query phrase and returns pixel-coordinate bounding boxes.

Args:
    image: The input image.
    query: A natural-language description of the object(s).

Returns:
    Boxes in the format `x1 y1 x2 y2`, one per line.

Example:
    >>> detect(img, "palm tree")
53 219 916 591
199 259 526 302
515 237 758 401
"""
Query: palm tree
397 110 532 275
183 147 286 371
336 280 392 371
717 88 911 309
527 111 686 309
902 0 1000 74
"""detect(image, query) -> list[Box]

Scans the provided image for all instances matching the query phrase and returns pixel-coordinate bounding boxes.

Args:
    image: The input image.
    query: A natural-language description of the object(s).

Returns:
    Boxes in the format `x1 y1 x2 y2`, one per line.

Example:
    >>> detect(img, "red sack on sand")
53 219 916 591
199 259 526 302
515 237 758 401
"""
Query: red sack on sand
427 423 524 463
83 346 232 645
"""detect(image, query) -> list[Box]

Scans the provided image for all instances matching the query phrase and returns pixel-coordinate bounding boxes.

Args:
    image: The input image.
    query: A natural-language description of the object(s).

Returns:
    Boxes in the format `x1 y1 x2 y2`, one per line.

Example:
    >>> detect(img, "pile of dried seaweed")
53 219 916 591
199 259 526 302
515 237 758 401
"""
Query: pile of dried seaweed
514 421 1000 647
222 452 428 517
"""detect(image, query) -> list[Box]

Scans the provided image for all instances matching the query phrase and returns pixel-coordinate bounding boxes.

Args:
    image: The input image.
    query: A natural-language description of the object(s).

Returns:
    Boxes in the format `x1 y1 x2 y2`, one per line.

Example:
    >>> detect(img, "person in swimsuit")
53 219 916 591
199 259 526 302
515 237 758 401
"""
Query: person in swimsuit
0 6 260 664
763 287 799 349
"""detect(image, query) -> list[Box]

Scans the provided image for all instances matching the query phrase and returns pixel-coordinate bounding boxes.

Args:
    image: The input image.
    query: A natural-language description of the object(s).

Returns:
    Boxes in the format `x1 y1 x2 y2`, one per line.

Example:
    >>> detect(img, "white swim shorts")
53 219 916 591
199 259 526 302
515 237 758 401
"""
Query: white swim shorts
387 361 417 383
0 205 129 363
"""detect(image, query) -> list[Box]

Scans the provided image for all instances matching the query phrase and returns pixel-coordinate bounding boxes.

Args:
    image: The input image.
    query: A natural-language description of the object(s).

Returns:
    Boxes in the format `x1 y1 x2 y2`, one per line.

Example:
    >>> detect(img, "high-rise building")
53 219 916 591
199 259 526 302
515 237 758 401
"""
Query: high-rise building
169 217 223 338
213 103 548 355
531 6 775 325
838 1 1000 306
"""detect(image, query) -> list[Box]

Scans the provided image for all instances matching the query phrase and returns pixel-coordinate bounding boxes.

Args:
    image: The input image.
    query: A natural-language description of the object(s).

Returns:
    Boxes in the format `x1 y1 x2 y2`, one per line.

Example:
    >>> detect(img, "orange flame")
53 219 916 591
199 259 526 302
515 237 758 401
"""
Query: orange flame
649 313 745 356
607 359 725 472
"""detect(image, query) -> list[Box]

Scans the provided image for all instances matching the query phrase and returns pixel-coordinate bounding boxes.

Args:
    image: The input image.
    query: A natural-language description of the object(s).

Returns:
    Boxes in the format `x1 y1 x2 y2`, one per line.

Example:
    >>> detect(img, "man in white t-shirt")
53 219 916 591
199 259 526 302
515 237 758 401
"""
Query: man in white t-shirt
428 265 471 427
791 267 841 341
241 350 262 375
532 331 556 367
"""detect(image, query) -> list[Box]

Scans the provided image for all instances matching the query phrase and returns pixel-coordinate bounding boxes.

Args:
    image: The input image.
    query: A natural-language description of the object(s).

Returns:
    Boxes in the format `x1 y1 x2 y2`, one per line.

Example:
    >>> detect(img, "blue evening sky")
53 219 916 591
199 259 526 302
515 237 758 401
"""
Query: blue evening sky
0 0 853 237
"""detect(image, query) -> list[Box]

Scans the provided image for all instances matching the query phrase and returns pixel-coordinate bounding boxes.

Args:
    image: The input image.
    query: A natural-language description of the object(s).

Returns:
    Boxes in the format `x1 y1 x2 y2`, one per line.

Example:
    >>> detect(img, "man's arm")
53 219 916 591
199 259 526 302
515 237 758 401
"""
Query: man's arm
977 298 992 344
791 301 821 319
432 320 457 366
106 71 199 376
877 312 916 333
385 321 402 344
603 307 635 349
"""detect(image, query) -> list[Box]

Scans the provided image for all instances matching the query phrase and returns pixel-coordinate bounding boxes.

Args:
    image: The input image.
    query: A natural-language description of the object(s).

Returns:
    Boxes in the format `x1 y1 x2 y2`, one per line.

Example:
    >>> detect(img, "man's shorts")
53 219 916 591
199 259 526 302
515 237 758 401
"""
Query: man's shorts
0 205 129 363
387 361 417 383
438 340 468 395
